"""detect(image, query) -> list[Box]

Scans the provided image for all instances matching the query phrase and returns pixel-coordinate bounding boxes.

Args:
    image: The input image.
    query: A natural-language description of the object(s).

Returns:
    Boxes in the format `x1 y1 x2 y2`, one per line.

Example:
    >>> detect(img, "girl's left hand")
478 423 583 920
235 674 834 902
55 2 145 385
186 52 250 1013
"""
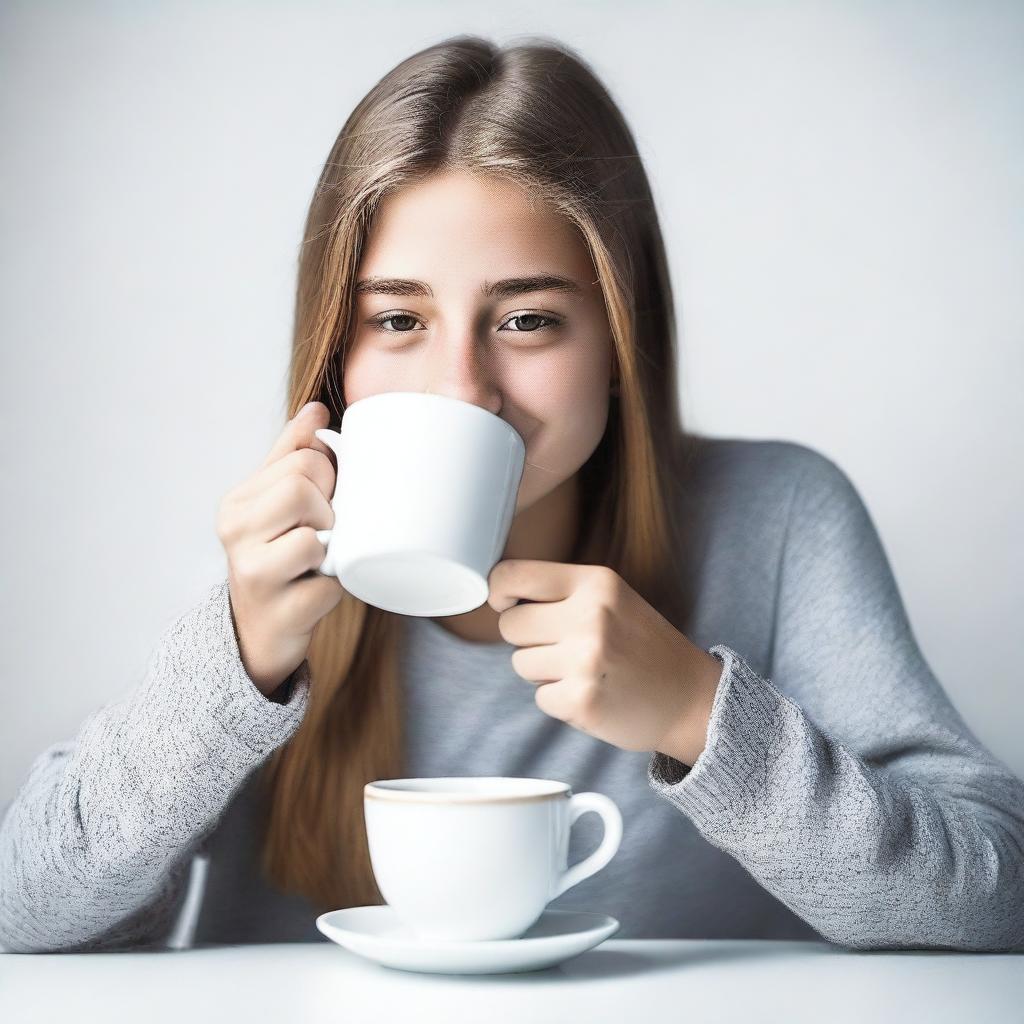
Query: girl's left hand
488 560 724 767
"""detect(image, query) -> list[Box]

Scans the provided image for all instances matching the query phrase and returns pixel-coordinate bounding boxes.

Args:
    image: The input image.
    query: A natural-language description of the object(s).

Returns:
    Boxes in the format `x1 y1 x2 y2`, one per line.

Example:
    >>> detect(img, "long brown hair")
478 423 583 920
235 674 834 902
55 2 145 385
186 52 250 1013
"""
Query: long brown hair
257 33 702 914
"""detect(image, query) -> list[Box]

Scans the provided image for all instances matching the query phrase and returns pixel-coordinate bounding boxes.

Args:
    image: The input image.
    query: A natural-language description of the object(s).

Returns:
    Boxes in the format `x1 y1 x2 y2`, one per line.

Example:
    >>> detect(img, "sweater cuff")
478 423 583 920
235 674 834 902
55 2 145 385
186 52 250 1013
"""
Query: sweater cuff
160 578 311 759
647 644 803 838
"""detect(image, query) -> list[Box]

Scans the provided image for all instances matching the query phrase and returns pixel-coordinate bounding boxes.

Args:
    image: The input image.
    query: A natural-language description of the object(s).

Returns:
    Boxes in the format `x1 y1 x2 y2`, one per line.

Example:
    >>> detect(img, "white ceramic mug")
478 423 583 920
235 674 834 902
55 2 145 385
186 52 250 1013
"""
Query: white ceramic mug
313 391 526 616
363 777 623 942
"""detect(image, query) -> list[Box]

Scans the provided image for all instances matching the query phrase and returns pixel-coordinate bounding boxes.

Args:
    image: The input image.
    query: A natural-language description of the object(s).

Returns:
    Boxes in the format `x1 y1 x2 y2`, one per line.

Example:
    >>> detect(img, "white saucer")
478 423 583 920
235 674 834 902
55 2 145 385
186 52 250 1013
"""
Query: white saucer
315 905 620 975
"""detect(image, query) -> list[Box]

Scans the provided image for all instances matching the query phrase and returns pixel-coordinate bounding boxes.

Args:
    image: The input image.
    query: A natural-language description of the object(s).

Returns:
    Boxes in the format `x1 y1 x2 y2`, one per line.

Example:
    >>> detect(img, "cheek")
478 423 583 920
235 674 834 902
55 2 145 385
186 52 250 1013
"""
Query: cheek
510 341 609 407
513 350 610 467
340 339 419 406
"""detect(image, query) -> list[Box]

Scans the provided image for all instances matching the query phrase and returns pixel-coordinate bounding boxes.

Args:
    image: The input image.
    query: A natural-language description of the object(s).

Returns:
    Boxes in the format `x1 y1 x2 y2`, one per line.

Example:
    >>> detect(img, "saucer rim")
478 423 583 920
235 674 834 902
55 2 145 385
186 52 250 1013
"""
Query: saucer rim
316 905 620 950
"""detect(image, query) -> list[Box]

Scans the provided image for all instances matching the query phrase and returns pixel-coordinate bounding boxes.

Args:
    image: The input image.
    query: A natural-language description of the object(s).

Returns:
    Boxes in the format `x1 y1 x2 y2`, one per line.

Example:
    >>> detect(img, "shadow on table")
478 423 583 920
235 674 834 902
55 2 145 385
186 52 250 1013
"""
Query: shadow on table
460 939 1006 985
429 939 840 985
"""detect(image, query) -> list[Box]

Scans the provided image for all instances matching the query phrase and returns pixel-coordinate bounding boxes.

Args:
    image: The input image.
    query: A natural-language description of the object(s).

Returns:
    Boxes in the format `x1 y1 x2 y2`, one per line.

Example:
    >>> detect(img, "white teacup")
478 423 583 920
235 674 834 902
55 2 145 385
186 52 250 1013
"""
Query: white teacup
363 777 623 942
313 391 526 616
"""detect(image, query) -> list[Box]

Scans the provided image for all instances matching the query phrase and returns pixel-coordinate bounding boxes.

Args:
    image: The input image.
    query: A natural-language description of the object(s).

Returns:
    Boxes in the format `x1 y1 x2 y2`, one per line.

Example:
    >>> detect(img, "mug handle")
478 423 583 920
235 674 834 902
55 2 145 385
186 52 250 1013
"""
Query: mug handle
314 528 335 577
551 792 623 899
313 427 341 577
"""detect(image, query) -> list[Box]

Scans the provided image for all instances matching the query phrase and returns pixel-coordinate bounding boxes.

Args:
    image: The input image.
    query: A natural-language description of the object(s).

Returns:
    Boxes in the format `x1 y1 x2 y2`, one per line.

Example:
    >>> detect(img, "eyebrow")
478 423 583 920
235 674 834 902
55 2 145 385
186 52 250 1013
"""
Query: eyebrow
353 273 583 300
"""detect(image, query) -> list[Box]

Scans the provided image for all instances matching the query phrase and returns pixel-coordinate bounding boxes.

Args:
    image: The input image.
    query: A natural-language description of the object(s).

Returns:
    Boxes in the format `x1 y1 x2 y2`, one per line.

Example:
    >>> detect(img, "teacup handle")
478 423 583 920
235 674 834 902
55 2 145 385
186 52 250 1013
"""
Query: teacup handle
551 792 623 899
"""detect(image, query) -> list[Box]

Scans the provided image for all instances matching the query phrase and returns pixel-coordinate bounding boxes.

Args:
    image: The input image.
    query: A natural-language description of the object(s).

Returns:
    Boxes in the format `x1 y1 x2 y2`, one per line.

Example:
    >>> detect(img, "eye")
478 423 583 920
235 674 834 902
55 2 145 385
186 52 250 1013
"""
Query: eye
364 310 563 337
498 313 561 333
368 312 424 333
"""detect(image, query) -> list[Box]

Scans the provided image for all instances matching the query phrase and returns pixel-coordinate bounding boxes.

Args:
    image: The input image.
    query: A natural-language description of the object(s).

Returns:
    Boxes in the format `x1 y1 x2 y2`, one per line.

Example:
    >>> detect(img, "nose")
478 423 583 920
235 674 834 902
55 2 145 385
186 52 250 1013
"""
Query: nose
423 334 503 417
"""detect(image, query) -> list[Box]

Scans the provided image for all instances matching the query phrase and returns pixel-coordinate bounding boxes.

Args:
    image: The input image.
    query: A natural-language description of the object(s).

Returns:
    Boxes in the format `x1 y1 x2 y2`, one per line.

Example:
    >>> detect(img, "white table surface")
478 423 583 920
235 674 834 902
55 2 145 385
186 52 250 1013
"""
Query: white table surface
2 939 1021 1024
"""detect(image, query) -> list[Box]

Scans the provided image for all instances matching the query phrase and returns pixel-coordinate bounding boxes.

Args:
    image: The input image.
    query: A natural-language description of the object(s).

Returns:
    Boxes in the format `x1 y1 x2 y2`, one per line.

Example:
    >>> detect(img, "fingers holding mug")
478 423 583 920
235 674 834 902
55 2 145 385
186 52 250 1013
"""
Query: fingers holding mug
263 401 334 467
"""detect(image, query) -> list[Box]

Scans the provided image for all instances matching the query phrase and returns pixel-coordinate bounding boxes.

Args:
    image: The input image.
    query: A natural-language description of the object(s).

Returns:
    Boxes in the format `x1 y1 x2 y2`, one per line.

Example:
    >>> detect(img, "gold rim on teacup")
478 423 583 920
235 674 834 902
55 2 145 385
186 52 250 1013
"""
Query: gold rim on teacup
364 777 572 805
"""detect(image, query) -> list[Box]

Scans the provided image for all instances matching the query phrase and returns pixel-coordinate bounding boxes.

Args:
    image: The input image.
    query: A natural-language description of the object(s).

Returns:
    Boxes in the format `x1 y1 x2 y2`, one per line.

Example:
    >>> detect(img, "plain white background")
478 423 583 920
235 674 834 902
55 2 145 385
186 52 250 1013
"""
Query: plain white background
1 0 1021 806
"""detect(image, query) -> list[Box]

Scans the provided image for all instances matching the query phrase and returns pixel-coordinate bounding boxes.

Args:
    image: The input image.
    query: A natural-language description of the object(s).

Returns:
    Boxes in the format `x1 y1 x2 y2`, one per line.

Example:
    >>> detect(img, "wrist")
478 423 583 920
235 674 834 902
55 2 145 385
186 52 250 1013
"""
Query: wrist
657 649 723 768
265 674 295 705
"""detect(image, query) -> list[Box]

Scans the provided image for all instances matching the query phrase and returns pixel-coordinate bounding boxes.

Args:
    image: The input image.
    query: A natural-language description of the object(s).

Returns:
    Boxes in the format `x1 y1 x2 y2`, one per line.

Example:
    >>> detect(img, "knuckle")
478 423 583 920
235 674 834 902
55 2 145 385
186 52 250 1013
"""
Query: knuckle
576 683 601 722
293 525 321 551
293 447 323 474
302 448 336 498
510 647 529 678
585 601 612 640
296 526 329 570
593 565 619 599
282 472 311 505
214 504 228 541
215 500 239 545
579 633 605 673
232 550 261 584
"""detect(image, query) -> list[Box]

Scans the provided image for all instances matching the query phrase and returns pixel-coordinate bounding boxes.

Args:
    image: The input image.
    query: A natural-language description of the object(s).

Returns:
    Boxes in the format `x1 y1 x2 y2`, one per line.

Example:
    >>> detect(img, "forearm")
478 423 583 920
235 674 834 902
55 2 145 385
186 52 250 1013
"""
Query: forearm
0 757 197 954
648 644 1024 952
0 580 310 952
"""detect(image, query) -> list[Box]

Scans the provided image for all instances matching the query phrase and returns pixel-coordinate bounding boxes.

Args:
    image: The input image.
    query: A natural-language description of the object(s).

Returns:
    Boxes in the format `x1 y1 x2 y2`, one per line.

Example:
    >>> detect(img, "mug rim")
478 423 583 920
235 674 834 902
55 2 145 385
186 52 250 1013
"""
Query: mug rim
343 390 525 448
365 776 571 805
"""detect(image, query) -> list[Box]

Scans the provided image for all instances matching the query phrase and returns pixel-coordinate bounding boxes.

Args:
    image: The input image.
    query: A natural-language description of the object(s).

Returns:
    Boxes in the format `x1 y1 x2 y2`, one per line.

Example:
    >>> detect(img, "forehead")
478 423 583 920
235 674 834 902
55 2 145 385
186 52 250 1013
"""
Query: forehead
358 170 595 284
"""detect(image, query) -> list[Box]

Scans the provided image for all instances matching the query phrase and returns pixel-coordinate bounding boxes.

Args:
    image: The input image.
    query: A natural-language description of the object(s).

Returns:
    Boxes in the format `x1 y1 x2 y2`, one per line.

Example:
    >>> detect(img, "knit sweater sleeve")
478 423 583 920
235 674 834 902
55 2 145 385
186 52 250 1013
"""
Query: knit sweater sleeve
0 578 310 953
647 447 1024 952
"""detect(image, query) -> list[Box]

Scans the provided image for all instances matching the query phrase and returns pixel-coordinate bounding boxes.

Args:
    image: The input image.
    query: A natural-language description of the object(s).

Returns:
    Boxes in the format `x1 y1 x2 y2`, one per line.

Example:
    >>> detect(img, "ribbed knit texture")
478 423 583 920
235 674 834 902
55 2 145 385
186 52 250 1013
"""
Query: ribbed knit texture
2 437 1022 953
0 571 311 952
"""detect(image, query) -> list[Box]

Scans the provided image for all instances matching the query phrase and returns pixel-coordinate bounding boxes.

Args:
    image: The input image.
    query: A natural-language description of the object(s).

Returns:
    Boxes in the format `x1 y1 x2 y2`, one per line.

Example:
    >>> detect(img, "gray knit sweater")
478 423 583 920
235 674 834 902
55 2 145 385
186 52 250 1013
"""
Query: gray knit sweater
2 437 1022 953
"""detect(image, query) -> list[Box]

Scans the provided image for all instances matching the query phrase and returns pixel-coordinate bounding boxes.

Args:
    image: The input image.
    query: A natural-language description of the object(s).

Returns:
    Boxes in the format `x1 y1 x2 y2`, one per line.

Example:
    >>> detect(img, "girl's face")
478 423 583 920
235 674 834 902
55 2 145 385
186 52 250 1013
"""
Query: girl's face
342 169 614 514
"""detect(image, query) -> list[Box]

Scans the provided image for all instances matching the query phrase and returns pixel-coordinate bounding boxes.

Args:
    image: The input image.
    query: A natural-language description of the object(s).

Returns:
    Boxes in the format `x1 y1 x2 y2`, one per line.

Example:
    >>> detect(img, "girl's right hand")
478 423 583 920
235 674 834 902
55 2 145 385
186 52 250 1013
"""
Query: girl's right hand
216 401 343 698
